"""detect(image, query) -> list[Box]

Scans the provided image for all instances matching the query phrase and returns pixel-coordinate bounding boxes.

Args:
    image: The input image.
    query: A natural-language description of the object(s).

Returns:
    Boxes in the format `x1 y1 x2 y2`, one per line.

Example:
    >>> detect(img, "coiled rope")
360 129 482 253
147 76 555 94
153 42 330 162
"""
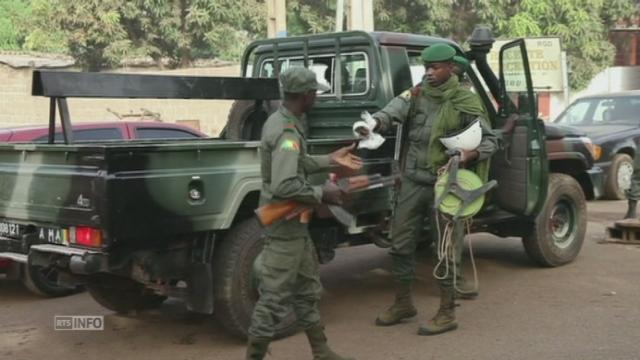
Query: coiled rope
432 159 479 294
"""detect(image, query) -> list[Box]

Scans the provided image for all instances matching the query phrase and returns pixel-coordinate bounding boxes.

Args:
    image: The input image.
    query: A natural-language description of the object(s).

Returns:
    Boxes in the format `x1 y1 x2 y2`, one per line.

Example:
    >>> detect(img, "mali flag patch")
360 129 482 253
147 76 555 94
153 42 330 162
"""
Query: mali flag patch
280 139 300 152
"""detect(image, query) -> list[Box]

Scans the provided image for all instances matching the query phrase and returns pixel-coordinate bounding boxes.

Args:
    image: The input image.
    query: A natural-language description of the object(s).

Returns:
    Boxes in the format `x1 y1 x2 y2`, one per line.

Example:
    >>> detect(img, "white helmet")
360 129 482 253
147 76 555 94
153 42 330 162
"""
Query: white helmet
439 119 482 151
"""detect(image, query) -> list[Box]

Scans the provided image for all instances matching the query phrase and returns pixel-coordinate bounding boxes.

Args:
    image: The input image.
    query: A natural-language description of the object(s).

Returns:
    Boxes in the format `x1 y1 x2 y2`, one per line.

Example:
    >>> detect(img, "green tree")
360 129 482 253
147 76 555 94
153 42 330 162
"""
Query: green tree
287 0 337 35
373 0 636 90
497 0 635 89
120 0 265 68
30 0 131 71
27 0 266 70
0 0 31 50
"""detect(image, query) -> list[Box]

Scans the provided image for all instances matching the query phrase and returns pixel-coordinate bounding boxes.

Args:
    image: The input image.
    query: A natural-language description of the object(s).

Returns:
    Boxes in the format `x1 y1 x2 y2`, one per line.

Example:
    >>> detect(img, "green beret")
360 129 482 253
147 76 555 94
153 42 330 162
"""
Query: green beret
279 67 330 94
421 43 456 63
453 55 470 71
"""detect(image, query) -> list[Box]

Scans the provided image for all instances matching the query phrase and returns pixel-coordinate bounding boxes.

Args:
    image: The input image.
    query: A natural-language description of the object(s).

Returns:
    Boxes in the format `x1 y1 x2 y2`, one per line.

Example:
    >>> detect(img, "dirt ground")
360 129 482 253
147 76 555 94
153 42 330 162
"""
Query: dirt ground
1 200 639 360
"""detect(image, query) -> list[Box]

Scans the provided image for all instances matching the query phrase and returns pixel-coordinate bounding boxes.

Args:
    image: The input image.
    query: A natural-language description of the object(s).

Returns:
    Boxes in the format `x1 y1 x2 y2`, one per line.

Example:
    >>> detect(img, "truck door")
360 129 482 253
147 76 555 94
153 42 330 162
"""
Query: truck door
491 39 548 216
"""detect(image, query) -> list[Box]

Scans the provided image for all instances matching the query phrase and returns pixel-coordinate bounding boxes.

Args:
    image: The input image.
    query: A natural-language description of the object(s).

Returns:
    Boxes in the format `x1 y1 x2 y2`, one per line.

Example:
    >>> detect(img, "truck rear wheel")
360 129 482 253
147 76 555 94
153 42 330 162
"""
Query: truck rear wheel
224 100 279 140
603 153 633 200
86 274 166 314
523 173 586 267
212 218 297 339
21 263 81 297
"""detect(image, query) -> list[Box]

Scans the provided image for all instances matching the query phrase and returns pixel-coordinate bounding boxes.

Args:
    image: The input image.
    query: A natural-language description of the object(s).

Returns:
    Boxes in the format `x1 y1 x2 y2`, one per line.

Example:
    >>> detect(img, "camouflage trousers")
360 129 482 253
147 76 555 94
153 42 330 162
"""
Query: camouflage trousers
627 154 640 201
248 235 322 338
390 176 464 288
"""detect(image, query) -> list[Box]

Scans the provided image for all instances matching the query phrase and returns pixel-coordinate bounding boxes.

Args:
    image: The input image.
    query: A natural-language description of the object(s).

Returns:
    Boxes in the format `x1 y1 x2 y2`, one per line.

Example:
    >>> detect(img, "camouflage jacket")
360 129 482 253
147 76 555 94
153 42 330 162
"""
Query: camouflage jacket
373 84 499 184
260 105 331 237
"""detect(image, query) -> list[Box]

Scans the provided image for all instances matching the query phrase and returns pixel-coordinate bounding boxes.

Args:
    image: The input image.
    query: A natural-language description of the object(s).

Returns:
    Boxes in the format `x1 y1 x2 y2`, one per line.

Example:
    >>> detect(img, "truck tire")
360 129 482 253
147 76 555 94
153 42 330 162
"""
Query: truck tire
603 153 634 200
212 218 297 339
86 274 166 314
21 264 81 297
224 100 280 140
523 173 586 267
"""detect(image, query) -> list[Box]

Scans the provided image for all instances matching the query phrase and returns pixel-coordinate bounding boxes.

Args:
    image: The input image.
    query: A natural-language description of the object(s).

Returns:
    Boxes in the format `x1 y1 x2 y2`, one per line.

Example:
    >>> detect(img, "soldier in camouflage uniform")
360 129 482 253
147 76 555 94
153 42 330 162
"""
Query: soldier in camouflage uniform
246 67 362 360
360 44 498 335
624 156 640 219
452 55 470 77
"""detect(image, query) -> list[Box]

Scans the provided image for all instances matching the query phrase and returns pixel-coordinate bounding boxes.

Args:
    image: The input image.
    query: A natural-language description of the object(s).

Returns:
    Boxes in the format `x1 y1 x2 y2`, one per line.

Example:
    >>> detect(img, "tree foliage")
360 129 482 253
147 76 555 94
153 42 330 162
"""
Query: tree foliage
288 0 636 90
0 0 31 50
30 0 132 71
6 0 266 71
373 0 636 90
119 0 265 68
287 0 338 35
0 0 637 87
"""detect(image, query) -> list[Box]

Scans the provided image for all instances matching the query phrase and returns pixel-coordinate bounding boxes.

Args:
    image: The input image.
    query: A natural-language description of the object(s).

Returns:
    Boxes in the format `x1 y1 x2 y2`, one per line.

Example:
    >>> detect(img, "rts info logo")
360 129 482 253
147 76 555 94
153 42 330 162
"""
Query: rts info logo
54 316 104 331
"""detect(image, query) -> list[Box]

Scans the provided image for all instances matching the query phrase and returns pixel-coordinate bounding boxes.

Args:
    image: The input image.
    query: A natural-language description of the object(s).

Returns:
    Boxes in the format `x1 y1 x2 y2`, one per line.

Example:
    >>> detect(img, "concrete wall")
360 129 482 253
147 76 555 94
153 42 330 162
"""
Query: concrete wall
0 64 242 137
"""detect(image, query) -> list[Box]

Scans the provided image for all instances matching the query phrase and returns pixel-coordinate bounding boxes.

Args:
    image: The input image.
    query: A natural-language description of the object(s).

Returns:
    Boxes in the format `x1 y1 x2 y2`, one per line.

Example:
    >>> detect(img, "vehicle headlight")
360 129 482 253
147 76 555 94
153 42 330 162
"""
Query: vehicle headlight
580 137 601 161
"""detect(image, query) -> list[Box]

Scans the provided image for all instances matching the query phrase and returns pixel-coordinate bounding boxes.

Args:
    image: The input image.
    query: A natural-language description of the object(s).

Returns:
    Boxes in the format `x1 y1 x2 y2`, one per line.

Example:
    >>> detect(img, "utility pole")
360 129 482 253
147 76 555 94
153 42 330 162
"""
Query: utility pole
347 0 374 31
336 0 345 32
267 0 287 38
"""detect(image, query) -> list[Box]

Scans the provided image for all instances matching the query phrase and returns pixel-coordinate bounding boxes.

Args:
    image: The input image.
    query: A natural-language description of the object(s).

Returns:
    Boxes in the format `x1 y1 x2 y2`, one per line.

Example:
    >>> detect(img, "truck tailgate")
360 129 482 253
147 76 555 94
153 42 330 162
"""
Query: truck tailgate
0 144 106 227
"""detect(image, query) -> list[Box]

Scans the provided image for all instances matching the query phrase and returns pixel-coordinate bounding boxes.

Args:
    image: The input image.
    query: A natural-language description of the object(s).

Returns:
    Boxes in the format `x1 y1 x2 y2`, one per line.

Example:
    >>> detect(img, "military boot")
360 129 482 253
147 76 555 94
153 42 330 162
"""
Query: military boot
375 282 417 326
455 274 478 300
624 199 637 219
305 324 355 360
245 336 271 360
417 288 458 336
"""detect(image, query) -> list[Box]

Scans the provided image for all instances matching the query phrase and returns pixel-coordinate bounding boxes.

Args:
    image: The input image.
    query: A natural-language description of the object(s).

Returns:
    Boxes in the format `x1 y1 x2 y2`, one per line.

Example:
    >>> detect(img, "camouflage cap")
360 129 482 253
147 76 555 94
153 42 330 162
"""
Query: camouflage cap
279 67 330 94
421 43 456 63
453 55 470 72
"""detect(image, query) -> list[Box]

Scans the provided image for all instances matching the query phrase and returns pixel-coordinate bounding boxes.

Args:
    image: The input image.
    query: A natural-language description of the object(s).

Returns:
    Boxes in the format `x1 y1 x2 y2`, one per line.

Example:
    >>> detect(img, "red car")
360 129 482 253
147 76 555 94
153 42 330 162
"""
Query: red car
0 121 207 296
0 121 207 142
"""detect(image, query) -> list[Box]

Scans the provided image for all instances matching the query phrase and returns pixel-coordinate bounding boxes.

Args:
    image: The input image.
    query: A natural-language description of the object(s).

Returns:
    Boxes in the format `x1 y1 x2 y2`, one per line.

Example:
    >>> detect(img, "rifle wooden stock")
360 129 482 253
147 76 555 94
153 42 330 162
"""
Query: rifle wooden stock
337 174 383 193
255 173 397 226
255 200 308 226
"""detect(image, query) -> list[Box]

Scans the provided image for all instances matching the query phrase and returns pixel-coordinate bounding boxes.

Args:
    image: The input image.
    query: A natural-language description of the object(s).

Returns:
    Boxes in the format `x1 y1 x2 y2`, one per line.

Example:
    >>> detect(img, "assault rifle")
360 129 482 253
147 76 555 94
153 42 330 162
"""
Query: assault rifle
255 173 398 227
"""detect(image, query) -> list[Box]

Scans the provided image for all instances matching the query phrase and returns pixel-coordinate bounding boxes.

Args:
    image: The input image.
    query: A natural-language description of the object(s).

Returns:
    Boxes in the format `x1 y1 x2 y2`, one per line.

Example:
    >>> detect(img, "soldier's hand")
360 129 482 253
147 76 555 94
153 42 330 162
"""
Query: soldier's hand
353 122 371 137
321 180 343 205
330 143 363 170
459 149 479 164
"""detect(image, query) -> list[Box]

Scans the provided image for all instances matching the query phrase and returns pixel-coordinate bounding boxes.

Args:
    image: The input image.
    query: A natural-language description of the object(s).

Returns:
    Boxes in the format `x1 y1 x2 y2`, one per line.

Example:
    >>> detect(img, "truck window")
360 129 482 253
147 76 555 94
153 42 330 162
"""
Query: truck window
501 45 535 115
260 56 332 92
35 128 124 142
136 128 200 139
259 52 370 96
341 53 368 95
408 52 425 85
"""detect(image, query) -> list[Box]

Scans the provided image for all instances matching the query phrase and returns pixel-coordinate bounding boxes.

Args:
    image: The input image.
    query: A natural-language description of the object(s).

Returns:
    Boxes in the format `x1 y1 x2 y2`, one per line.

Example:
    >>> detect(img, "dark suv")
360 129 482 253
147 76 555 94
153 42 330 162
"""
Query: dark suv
555 91 640 199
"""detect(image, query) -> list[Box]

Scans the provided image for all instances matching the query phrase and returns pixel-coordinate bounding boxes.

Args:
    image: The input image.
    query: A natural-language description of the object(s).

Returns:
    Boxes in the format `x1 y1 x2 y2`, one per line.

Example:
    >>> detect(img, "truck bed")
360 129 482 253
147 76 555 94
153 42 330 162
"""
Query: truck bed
0 139 263 245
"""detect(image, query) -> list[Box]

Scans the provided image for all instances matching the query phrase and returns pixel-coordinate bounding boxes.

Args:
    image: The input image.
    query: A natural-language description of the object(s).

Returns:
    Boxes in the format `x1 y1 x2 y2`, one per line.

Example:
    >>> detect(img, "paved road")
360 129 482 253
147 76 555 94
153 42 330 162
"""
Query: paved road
1 200 639 360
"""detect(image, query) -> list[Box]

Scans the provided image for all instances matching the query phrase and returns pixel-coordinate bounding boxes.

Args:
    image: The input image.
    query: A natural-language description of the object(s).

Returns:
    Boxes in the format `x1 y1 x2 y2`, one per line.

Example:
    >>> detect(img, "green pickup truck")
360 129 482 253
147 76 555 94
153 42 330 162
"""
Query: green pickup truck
0 28 593 338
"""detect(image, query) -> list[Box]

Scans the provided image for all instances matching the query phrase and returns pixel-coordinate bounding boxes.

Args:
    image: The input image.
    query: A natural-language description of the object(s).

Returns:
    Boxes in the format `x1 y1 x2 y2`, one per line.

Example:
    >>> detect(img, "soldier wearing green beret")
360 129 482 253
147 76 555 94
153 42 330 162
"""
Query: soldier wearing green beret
452 55 472 88
452 55 470 76
359 43 498 335
246 67 361 360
